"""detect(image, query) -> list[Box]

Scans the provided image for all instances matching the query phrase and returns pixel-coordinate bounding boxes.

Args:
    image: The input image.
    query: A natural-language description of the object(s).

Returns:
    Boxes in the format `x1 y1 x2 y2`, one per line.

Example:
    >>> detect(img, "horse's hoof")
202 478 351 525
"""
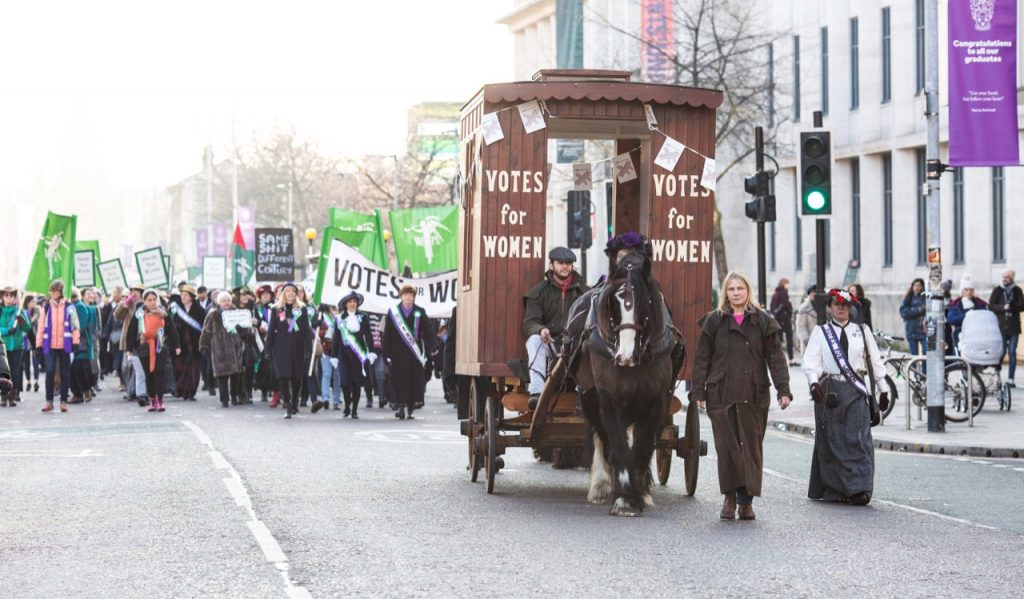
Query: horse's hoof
587 486 611 504
643 494 655 507
610 497 642 517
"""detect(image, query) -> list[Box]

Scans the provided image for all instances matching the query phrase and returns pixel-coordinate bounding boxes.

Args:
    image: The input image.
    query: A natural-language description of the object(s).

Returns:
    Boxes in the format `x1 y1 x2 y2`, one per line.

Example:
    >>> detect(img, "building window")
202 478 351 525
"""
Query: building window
850 18 859 109
795 179 802 270
852 158 861 262
882 7 892 103
768 43 775 128
993 167 1005 262
916 148 927 265
820 27 829 115
793 35 801 122
915 0 925 95
953 169 965 264
883 153 893 267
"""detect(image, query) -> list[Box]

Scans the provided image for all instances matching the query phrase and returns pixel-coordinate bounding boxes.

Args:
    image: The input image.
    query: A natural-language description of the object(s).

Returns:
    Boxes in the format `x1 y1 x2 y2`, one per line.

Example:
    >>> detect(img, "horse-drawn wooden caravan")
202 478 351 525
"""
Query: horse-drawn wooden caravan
455 70 722 511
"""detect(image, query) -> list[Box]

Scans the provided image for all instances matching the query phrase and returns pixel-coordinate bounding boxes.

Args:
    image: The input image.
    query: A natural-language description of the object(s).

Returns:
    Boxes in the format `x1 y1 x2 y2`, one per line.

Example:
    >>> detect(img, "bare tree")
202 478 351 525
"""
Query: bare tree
588 0 790 284
355 137 458 210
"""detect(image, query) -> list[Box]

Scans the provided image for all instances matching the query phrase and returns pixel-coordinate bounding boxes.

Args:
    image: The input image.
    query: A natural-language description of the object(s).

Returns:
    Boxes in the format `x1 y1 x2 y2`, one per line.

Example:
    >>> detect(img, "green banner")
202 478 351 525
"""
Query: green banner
388 205 458 273
328 207 388 269
25 211 78 294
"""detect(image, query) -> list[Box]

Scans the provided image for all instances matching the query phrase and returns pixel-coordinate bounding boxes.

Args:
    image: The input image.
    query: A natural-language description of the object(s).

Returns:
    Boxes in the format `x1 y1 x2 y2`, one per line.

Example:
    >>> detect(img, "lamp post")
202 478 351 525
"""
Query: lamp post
304 228 318 276
276 181 293 233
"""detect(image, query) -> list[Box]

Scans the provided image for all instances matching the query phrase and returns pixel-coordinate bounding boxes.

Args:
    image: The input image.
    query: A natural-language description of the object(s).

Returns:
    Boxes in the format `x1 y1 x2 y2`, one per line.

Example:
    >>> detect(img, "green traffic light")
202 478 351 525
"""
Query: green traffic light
806 190 827 211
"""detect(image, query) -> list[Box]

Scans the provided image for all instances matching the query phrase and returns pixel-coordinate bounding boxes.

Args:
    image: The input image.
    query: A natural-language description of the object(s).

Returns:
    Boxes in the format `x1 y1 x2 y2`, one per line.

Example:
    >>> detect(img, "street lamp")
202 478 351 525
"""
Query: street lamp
276 181 293 232
304 228 317 275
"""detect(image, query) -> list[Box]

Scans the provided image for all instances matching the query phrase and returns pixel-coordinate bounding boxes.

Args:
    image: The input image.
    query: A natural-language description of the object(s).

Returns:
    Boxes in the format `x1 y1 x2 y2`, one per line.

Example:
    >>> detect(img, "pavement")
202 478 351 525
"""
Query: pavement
768 364 1024 459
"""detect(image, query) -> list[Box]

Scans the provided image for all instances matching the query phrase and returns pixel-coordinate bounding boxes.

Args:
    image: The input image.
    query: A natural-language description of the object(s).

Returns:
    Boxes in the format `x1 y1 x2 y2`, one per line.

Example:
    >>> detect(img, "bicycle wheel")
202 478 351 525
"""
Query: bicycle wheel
1000 382 1012 411
880 374 898 419
906 361 928 407
942 364 985 422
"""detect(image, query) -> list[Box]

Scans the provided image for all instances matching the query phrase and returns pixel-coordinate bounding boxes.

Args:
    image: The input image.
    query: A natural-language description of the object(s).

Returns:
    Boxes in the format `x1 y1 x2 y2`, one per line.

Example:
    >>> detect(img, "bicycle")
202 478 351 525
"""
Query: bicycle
874 331 918 420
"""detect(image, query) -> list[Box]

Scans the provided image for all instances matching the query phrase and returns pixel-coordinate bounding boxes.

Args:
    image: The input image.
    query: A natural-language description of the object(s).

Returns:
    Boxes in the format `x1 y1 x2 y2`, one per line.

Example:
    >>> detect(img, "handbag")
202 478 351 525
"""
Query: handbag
860 324 881 427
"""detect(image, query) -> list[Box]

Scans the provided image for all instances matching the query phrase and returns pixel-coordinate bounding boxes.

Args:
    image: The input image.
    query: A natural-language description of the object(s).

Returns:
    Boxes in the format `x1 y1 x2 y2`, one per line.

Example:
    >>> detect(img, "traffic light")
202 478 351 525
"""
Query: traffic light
566 191 592 249
743 170 776 223
800 131 832 216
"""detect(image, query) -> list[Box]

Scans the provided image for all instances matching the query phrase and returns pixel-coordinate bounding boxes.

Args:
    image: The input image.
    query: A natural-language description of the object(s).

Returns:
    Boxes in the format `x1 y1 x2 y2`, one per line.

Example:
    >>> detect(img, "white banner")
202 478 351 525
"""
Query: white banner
203 256 227 290
221 309 252 331
135 247 168 289
97 259 127 293
319 238 456 318
74 250 96 288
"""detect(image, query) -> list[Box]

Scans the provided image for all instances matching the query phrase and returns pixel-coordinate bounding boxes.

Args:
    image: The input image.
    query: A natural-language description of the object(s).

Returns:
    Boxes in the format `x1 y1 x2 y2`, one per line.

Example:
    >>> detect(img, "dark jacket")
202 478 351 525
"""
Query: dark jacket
265 303 314 380
332 310 375 386
522 271 589 338
769 287 793 329
899 292 927 340
381 303 435 408
169 299 207 357
0 342 9 381
689 308 792 408
124 306 180 373
988 284 1024 337
198 307 250 378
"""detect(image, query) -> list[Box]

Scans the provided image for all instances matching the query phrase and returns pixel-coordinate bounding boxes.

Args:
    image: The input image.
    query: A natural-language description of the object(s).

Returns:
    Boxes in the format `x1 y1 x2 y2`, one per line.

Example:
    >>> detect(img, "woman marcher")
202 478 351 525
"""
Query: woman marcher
35 280 80 412
125 289 180 412
1 287 32 406
794 286 818 358
253 284 277 403
264 283 314 419
381 285 435 420
690 271 792 521
0 342 12 399
847 283 872 329
332 291 376 419
199 291 250 407
101 287 125 391
769 278 797 365
947 275 989 349
69 288 99 404
316 304 343 411
23 294 41 394
899 278 927 357
801 289 887 505
295 285 321 408
235 288 258 403
169 285 207 401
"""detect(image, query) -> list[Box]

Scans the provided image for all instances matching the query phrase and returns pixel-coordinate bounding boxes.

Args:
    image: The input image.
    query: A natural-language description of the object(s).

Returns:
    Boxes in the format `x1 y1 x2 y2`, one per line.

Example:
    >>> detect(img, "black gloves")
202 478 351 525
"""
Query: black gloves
878 392 890 412
810 383 824 403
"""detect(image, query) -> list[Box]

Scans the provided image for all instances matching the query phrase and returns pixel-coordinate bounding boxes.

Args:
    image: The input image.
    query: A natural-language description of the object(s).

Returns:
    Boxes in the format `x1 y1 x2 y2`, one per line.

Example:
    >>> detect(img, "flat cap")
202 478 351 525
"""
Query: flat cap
548 246 577 263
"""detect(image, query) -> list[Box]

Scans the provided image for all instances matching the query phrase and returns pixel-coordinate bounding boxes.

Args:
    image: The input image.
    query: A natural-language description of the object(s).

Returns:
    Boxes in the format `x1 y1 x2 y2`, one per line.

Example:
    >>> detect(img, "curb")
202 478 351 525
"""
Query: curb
767 420 1024 460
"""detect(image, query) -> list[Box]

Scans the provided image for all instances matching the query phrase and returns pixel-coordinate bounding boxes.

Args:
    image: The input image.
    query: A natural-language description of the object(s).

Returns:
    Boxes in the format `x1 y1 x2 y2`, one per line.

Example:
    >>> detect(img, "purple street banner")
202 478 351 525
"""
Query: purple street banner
238 206 256 249
212 222 229 256
641 0 674 84
195 228 209 260
948 0 1019 166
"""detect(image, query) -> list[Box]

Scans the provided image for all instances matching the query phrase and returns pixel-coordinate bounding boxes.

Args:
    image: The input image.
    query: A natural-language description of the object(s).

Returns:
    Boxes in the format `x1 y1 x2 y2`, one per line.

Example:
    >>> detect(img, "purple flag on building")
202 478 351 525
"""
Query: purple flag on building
212 223 229 256
195 229 209 260
238 206 256 249
948 0 1019 166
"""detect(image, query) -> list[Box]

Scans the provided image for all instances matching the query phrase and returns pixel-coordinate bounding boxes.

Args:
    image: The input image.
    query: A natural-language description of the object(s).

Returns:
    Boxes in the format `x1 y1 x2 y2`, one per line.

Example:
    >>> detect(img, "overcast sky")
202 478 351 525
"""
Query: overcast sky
0 0 514 194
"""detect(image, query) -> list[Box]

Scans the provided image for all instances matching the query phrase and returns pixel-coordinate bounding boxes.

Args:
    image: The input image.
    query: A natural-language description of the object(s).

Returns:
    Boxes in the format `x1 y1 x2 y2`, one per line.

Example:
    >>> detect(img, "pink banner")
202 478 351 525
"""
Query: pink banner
641 0 675 84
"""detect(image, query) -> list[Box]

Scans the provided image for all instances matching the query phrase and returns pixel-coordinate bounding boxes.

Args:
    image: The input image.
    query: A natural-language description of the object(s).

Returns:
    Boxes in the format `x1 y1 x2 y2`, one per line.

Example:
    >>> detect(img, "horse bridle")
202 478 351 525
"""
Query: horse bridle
612 263 642 335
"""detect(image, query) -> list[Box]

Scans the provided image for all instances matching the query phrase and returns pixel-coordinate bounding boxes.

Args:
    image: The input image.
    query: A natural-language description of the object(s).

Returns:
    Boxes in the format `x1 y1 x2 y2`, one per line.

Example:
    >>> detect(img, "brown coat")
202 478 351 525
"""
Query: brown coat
689 308 791 496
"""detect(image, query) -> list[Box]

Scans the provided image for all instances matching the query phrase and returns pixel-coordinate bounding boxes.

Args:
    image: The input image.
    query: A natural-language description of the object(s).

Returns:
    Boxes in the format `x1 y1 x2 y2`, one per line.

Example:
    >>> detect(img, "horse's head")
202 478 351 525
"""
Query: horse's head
599 248 659 367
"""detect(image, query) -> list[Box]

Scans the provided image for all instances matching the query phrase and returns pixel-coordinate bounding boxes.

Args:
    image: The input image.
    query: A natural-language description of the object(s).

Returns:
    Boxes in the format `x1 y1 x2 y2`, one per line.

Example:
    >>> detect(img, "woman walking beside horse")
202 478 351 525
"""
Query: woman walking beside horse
690 271 792 521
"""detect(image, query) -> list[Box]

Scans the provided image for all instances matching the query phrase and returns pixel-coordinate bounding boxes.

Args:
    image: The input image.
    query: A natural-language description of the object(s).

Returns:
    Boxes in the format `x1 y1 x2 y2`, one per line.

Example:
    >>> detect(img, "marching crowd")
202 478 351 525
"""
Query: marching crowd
0 280 445 419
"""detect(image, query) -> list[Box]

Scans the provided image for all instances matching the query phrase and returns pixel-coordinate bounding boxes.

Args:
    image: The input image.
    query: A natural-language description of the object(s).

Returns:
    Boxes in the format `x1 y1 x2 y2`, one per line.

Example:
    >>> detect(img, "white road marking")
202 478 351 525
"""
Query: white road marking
182 420 310 598
0 449 105 458
972 460 993 465
992 464 1010 469
1014 468 1024 472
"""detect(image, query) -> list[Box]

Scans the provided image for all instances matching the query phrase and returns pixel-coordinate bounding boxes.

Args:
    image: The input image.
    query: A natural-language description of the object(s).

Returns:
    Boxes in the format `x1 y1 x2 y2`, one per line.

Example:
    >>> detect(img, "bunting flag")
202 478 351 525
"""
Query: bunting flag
572 163 593 191
612 153 638 183
654 136 686 171
517 100 547 133
328 207 389 269
229 224 255 288
25 211 78 294
700 158 717 192
481 112 504 145
388 204 458 274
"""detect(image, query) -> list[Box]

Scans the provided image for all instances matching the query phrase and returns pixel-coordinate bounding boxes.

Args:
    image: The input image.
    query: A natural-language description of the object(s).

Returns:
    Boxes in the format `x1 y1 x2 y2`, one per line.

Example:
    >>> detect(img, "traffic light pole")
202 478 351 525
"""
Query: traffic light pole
925 0 945 432
812 111 828 324
755 127 767 306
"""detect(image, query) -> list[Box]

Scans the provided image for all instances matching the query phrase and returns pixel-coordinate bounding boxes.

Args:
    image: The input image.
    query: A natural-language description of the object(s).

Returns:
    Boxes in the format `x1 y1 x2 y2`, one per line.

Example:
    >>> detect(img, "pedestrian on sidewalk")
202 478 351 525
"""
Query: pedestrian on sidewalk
125 289 180 412
382 284 435 420
199 291 249 408
795 286 818 356
169 285 206 401
802 289 887 506
899 278 927 357
690 271 792 521
35 280 80 412
333 291 376 419
947 275 988 350
770 278 796 365
988 269 1024 387
1 287 32 406
847 283 872 329
264 283 313 419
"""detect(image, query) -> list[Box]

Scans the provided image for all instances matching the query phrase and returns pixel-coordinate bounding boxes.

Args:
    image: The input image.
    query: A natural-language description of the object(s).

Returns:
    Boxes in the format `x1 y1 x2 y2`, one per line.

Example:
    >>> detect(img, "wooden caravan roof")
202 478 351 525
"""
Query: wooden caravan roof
462 69 724 113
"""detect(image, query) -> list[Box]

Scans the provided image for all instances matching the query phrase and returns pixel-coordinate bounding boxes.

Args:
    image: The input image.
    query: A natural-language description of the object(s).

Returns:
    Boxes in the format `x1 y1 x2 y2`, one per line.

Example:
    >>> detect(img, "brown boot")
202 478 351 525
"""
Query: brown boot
720 492 737 520
41 402 54 413
738 504 756 520
60 402 69 413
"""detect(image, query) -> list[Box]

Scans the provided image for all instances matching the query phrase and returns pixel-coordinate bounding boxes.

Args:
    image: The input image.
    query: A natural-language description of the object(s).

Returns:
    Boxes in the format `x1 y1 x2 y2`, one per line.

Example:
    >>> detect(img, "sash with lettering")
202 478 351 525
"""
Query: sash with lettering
388 305 426 366
337 314 370 365
169 303 203 333
819 323 868 396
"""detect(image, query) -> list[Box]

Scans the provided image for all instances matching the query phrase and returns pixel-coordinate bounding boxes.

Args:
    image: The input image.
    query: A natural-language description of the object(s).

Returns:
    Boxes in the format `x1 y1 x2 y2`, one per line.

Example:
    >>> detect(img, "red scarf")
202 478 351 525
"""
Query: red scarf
554 274 572 297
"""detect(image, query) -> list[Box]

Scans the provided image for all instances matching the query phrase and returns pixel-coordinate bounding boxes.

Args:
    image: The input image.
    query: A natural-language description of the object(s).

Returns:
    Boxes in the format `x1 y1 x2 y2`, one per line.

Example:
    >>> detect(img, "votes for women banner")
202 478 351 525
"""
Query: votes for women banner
25 211 78 293
949 0 1020 166
388 204 458 274
328 207 389 269
313 228 456 318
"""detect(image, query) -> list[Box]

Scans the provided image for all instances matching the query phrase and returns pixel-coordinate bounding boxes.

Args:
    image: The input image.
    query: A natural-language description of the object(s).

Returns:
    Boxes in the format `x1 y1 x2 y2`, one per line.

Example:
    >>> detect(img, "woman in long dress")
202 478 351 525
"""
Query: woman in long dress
381 284 434 420
690 271 792 521
170 285 207 401
801 289 887 505
125 289 180 412
264 283 313 419
332 291 376 419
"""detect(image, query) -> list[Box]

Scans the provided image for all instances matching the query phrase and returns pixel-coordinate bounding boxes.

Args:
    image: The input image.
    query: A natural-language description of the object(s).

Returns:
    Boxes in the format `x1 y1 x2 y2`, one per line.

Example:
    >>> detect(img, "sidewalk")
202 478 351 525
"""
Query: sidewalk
767 365 1024 459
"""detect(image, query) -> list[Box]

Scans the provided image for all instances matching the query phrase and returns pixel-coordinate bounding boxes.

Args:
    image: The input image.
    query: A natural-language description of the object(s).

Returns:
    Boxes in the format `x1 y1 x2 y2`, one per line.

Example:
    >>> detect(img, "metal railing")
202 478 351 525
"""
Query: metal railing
903 355 974 430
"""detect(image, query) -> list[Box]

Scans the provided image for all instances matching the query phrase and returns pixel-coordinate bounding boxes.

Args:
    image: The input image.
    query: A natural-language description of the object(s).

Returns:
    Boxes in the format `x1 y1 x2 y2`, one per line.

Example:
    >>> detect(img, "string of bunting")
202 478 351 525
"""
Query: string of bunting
476 100 716 193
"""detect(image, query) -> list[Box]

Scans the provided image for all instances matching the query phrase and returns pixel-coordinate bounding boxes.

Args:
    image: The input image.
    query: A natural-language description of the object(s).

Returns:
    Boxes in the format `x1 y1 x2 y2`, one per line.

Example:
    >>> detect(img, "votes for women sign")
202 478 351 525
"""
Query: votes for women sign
949 0 1020 166
313 228 456 318
255 228 295 281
